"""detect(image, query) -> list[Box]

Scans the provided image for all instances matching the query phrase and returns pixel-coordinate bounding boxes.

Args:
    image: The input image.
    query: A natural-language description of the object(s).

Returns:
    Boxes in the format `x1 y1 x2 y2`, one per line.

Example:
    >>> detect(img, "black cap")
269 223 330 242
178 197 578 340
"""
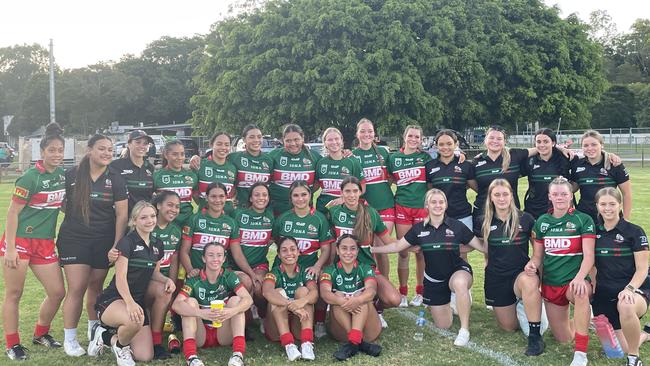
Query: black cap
128 130 154 144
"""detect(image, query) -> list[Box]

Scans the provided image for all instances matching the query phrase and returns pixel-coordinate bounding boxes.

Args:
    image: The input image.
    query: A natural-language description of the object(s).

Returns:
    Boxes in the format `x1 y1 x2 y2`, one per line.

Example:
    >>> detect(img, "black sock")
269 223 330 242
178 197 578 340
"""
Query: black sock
529 322 541 337
102 331 113 346
116 340 128 349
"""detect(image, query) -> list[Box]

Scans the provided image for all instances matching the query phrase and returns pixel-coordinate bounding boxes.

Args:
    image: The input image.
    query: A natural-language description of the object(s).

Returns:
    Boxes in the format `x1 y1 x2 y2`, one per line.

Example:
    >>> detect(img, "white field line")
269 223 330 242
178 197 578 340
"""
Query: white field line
396 309 526 366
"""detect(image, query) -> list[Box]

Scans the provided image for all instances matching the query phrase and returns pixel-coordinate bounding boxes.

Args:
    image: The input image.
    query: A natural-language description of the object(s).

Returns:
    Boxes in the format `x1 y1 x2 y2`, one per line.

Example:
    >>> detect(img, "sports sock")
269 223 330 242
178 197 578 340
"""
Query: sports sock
348 329 363 345
183 338 197 360
280 332 294 347
528 322 541 337
415 285 424 295
64 328 77 343
575 332 589 353
399 286 408 296
301 328 314 343
152 331 162 346
5 333 20 349
34 323 50 337
232 335 246 354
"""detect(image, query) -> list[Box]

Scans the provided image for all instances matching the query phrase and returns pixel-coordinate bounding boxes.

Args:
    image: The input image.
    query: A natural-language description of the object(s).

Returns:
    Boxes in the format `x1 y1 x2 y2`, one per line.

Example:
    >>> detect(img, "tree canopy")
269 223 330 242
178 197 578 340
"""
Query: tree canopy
191 0 606 139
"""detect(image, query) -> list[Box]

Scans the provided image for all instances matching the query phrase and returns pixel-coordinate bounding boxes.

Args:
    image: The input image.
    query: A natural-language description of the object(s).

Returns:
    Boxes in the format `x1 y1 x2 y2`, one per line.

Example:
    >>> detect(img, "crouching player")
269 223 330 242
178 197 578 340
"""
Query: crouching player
172 242 252 366
262 236 318 361
320 234 382 361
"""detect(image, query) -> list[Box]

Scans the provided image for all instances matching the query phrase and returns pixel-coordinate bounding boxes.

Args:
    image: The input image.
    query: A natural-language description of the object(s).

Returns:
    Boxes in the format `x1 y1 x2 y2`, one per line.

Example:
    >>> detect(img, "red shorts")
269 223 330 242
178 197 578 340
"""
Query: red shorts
0 234 58 265
377 207 396 223
395 204 427 225
252 263 270 272
202 323 221 348
542 284 570 306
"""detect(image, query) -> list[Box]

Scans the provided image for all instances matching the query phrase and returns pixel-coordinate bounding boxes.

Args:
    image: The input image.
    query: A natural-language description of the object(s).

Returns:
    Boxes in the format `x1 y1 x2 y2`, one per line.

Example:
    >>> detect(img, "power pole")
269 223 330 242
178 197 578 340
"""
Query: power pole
49 39 56 123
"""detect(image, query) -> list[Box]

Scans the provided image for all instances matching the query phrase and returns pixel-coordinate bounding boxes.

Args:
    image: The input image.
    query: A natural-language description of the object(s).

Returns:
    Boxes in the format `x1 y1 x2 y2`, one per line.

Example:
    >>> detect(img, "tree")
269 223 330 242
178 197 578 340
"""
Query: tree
633 83 650 127
590 85 637 128
619 19 650 78
191 0 606 140
588 10 619 56
0 44 49 119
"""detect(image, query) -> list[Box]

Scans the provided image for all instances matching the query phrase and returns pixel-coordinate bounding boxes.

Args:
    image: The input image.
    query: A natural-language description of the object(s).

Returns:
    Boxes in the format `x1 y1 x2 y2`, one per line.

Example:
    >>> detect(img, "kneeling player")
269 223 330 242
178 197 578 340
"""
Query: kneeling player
320 234 382 361
262 236 318 361
172 242 252 366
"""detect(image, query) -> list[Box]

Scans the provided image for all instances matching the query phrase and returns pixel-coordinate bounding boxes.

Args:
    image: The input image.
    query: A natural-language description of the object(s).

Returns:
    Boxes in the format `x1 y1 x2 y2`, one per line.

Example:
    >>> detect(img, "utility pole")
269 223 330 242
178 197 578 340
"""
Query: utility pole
49 39 56 123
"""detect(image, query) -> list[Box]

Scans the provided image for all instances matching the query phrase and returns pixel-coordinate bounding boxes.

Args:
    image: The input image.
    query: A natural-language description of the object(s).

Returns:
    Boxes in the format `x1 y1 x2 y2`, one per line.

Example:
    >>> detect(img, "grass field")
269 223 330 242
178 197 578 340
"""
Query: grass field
1 168 650 365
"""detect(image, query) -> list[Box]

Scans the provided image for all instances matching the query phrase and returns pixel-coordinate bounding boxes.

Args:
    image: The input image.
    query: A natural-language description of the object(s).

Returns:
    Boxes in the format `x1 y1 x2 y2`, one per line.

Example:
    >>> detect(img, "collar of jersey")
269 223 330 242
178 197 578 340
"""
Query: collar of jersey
336 260 359 269
35 160 47 173
200 268 224 282
293 207 316 216
279 263 300 274
424 215 453 229
597 217 629 233
547 207 576 216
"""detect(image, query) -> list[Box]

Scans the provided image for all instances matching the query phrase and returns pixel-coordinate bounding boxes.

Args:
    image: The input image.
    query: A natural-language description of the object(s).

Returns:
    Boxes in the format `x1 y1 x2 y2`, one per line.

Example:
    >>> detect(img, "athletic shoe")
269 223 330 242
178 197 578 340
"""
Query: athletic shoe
168 334 181 354
378 313 388 329
315 322 327 338
516 301 529 336
450 292 458 315
285 343 301 361
87 323 106 357
259 321 265 335
627 355 644 366
333 342 358 361
524 335 545 356
64 340 86 357
399 295 409 308
187 356 205 366
453 328 470 347
153 344 171 360
112 343 135 366
358 341 382 357
569 351 588 366
251 304 260 320
410 294 424 307
228 351 244 366
32 334 61 348
5 344 28 360
301 341 315 361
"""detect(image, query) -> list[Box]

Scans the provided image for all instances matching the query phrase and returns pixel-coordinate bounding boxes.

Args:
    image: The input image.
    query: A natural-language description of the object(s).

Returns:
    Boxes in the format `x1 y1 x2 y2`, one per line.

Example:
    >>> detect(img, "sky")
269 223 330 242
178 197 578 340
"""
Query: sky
0 0 647 69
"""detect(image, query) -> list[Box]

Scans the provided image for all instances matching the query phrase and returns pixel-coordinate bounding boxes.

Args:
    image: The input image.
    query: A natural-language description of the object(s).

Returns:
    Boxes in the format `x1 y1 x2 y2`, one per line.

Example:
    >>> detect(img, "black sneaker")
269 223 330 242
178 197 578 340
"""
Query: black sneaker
6 344 28 360
333 342 358 361
32 334 61 348
627 355 644 366
525 335 545 356
153 344 171 360
358 341 381 357
172 313 183 332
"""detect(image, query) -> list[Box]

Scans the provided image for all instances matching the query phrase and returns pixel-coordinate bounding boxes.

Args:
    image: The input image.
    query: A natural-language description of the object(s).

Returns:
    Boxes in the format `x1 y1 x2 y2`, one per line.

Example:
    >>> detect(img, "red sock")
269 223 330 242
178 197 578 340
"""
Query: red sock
151 331 162 346
280 332 294 347
232 335 246 354
34 323 50 338
315 309 326 323
301 328 314 343
399 286 408 296
575 332 589 353
415 285 424 295
348 329 363 345
5 333 20 349
183 338 197 360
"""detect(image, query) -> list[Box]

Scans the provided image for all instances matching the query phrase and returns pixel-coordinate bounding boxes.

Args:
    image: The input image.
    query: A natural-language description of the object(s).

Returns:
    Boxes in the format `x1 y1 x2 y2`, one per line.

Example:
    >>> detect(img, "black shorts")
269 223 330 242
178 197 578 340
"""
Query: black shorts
422 261 473 306
95 291 149 326
484 270 524 307
56 233 114 269
592 287 649 330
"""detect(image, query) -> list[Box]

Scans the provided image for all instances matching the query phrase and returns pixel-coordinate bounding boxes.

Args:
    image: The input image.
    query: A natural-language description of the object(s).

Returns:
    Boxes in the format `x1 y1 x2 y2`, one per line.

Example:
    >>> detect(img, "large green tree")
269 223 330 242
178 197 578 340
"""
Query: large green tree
191 0 606 139
590 85 637 128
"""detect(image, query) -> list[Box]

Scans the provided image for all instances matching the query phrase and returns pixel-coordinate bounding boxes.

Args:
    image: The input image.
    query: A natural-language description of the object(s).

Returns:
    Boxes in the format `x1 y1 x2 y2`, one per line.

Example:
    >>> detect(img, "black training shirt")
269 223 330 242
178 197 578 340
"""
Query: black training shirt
425 156 474 219
521 148 571 219
109 157 155 213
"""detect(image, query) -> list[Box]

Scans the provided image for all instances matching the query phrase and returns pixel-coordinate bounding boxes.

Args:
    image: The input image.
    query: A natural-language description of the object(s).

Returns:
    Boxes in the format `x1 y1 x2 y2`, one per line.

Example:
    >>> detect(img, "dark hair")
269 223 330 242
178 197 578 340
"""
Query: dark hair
248 181 270 208
435 129 458 144
283 124 315 162
73 134 112 225
161 139 184 168
276 236 298 251
40 122 64 150
356 118 385 168
205 181 228 197
151 190 180 208
242 124 261 139
210 131 231 146
340 176 372 244
289 180 312 207
336 233 359 247
203 242 226 257
534 128 557 144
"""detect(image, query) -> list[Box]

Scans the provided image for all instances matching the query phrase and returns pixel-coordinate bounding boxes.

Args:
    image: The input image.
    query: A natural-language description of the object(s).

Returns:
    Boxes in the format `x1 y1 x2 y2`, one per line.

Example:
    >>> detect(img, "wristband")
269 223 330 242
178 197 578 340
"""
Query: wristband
626 284 636 292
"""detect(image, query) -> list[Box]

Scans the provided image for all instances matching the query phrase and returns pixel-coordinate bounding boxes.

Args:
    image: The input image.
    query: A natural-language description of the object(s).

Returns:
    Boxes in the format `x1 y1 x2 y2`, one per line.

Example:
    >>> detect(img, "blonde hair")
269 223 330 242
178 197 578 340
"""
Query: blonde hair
322 127 343 155
356 118 385 167
485 127 510 172
402 125 423 148
128 201 156 230
581 130 610 170
594 187 623 220
482 179 520 242
423 188 447 226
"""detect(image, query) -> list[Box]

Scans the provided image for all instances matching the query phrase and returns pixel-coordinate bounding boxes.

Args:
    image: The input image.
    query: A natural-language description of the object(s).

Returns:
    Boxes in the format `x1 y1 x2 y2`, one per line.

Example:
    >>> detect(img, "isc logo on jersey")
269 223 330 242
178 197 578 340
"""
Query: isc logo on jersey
544 237 571 250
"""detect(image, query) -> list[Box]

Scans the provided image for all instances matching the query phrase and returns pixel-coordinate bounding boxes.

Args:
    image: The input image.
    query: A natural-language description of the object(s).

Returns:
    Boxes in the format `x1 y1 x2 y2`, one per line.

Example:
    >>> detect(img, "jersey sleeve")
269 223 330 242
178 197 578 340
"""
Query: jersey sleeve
226 270 244 293
263 268 279 286
155 240 165 261
190 170 199 191
116 236 133 259
110 170 129 202
12 171 37 204
510 148 530 165
402 224 420 246
611 163 630 185
360 263 376 283
579 214 596 238
317 213 334 245
532 218 544 244
352 158 364 181
229 218 240 242
303 268 317 284
472 216 485 238
370 207 388 235
179 277 196 298
631 225 649 252
319 265 334 285
182 215 196 241
520 212 536 237
458 221 475 245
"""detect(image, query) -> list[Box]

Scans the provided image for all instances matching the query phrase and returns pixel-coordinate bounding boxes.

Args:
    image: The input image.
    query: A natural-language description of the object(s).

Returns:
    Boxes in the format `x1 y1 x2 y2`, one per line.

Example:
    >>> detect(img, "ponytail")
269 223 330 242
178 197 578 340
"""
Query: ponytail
340 176 373 244
73 134 112 225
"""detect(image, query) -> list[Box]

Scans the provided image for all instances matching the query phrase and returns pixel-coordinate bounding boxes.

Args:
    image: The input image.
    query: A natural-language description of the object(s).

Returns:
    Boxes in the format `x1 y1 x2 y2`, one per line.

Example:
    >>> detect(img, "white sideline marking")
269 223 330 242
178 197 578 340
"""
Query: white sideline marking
396 309 526 366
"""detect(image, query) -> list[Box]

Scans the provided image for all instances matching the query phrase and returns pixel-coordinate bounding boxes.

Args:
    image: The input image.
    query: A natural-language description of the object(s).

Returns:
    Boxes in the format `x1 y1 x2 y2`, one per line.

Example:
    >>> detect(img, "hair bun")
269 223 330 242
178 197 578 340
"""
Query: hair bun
44 122 63 137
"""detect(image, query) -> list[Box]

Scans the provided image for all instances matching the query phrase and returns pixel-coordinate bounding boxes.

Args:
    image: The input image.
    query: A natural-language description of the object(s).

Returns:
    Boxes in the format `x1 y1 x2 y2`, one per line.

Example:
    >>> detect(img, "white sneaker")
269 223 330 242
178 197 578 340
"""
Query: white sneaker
300 341 315 361
64 340 86 357
453 328 470 347
228 351 244 366
314 322 327 338
285 343 302 361
378 313 388 329
87 323 106 357
570 351 588 366
516 301 530 337
399 295 409 308
187 356 205 366
450 292 458 315
410 294 424 307
111 343 135 366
